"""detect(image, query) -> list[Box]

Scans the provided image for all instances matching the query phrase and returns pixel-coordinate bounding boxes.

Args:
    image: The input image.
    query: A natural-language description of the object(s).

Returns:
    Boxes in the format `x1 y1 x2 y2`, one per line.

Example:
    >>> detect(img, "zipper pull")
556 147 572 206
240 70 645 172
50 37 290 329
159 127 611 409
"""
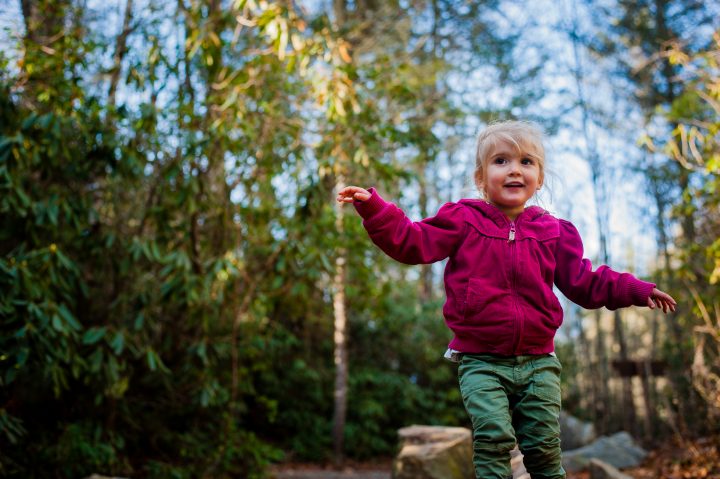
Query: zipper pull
508 223 516 242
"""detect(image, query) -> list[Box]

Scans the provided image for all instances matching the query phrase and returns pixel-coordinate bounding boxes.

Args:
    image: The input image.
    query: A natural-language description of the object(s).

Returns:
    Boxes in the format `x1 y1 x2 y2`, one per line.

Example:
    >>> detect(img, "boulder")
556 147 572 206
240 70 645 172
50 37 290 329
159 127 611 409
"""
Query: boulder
560 412 596 450
588 458 634 479
562 431 647 472
392 425 530 479
392 425 473 479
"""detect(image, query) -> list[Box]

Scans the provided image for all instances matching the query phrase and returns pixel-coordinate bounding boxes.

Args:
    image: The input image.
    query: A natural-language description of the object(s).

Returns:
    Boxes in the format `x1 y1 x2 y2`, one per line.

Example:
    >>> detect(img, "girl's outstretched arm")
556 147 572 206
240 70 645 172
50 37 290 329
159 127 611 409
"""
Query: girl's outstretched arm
337 187 466 265
647 288 677 313
555 220 656 310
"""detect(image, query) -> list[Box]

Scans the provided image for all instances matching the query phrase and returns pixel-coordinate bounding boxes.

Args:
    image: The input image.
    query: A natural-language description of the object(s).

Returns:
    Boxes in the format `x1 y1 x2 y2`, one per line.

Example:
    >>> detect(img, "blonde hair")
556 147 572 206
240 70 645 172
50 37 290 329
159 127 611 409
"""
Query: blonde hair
474 120 546 194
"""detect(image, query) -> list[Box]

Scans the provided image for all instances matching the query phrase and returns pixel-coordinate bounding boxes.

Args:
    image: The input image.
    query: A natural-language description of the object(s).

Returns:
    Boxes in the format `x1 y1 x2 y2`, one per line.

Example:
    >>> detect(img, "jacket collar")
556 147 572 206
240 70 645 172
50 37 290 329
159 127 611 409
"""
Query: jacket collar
459 198 547 227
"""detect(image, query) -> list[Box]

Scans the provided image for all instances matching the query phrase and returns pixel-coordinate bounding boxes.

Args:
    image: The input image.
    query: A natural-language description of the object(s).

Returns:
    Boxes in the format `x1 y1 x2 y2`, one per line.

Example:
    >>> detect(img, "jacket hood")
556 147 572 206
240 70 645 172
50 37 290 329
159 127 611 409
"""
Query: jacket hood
458 198 548 227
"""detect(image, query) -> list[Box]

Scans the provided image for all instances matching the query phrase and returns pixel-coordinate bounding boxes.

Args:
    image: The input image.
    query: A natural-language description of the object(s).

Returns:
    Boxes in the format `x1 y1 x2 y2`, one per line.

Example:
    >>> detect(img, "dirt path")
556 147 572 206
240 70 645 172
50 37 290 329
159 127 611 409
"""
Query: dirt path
269 462 592 479
269 468 595 479
270 470 390 479
269 465 391 479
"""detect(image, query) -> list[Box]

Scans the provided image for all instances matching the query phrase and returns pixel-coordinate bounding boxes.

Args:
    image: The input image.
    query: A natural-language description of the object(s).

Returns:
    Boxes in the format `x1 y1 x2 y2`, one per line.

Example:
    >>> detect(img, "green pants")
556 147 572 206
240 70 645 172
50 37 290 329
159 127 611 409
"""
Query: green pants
458 354 565 479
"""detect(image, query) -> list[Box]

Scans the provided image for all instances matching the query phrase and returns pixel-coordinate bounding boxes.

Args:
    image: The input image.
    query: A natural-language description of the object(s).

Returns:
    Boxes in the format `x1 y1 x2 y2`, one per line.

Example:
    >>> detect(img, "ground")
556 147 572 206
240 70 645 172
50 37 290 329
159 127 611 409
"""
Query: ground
269 459 392 479
270 436 720 479
623 436 719 479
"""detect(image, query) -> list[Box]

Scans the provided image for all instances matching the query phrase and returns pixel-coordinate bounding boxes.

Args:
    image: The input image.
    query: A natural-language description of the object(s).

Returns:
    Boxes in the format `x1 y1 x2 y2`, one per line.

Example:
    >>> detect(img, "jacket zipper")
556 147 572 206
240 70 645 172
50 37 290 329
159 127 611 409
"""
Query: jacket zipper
509 220 523 354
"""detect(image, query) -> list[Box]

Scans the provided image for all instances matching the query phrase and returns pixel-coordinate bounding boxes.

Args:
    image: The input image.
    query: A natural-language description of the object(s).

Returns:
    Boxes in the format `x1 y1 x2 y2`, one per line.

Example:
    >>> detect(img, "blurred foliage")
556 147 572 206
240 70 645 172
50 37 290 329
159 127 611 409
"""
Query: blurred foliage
660 33 720 426
596 0 719 438
635 27 720 435
0 0 507 476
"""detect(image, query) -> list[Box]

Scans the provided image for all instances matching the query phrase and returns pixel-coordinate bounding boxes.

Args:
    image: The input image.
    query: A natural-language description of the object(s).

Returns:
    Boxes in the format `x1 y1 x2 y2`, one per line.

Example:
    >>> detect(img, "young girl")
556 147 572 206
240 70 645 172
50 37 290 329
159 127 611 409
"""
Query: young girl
336 120 676 479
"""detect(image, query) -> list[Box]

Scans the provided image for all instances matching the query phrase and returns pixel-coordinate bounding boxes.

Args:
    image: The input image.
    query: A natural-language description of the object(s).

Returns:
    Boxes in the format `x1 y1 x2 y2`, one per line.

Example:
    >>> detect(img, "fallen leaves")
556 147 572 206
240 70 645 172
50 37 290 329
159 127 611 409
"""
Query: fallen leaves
620 436 720 479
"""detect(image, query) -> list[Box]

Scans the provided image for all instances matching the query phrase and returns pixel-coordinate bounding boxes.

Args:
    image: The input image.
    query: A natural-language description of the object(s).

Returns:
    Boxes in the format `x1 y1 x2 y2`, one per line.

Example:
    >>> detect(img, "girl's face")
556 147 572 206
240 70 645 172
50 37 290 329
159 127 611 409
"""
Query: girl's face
479 139 542 221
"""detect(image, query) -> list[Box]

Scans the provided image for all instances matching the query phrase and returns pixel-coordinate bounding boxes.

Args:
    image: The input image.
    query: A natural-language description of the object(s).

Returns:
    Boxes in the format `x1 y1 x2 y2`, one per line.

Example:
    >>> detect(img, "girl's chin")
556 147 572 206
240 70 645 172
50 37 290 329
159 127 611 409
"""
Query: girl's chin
496 196 531 205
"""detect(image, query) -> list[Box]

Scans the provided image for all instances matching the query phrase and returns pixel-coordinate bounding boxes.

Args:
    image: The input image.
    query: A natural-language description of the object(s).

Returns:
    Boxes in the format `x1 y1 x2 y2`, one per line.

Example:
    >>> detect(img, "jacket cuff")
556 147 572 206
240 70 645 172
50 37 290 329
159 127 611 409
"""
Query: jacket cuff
353 187 386 219
628 279 656 307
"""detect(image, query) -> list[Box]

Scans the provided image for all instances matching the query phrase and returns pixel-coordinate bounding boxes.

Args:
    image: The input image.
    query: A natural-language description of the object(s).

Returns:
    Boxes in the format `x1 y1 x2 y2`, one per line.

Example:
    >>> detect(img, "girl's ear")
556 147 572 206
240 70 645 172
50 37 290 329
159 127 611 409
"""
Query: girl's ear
474 171 484 192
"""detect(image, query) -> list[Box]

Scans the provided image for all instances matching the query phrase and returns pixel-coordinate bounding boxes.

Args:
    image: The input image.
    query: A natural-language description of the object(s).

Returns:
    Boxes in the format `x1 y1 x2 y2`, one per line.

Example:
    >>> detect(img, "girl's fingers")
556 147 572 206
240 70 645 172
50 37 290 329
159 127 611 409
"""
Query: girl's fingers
666 300 675 313
653 296 676 314
336 192 370 203
658 290 677 305
337 186 370 202
340 186 364 194
650 288 677 313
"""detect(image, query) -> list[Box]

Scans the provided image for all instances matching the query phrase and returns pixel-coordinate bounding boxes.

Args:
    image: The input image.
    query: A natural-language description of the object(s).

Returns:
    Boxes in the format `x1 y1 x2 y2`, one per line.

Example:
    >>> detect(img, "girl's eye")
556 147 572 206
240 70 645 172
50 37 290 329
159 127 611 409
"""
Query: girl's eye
493 158 506 164
522 158 534 165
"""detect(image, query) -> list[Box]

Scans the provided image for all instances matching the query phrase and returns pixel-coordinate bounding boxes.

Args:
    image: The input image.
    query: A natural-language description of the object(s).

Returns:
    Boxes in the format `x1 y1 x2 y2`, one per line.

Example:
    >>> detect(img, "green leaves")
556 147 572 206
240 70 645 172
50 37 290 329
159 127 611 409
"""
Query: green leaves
82 327 107 345
0 409 27 445
145 348 169 373
109 331 125 355
57 304 81 331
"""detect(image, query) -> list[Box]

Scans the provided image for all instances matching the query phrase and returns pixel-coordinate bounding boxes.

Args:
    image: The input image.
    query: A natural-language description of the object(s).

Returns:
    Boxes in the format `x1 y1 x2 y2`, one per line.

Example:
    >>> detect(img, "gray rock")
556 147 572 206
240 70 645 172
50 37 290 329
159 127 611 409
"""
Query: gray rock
560 412 596 450
562 431 647 472
392 425 530 479
392 426 474 479
588 458 633 479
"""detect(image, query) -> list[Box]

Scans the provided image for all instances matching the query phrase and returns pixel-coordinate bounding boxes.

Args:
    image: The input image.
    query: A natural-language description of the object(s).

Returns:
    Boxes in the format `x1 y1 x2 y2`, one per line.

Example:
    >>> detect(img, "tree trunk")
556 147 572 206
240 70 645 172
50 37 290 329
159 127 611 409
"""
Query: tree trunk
568 1 614 432
21 0 68 46
647 167 675 441
614 310 637 434
20 0 70 108
574 306 595 421
205 0 231 255
108 0 134 107
653 0 698 435
593 309 610 433
333 0 347 27
417 0 441 303
418 175 433 302
568 0 654 433
640 345 656 443
330 0 351 464
332 176 349 466
654 0 696 248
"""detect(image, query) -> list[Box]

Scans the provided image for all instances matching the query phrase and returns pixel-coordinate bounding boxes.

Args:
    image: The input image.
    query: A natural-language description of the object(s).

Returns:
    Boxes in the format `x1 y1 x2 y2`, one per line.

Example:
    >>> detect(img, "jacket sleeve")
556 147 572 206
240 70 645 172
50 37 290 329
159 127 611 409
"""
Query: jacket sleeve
353 188 466 265
554 219 655 310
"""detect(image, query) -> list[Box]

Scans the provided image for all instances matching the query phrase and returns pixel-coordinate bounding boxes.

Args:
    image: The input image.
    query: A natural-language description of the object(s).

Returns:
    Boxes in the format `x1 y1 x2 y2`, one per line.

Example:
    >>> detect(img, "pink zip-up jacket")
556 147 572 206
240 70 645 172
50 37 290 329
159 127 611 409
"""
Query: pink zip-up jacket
354 188 655 356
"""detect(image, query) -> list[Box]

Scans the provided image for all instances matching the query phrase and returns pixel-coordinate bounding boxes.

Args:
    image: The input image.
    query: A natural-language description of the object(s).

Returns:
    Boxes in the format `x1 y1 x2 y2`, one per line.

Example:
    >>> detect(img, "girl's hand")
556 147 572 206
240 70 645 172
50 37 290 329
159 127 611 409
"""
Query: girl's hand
336 186 371 203
647 288 677 313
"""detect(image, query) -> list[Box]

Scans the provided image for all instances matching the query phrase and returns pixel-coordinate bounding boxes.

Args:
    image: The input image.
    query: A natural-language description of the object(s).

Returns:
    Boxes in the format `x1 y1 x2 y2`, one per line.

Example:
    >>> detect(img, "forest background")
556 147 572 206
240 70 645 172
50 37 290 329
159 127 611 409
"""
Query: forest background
0 0 719 478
